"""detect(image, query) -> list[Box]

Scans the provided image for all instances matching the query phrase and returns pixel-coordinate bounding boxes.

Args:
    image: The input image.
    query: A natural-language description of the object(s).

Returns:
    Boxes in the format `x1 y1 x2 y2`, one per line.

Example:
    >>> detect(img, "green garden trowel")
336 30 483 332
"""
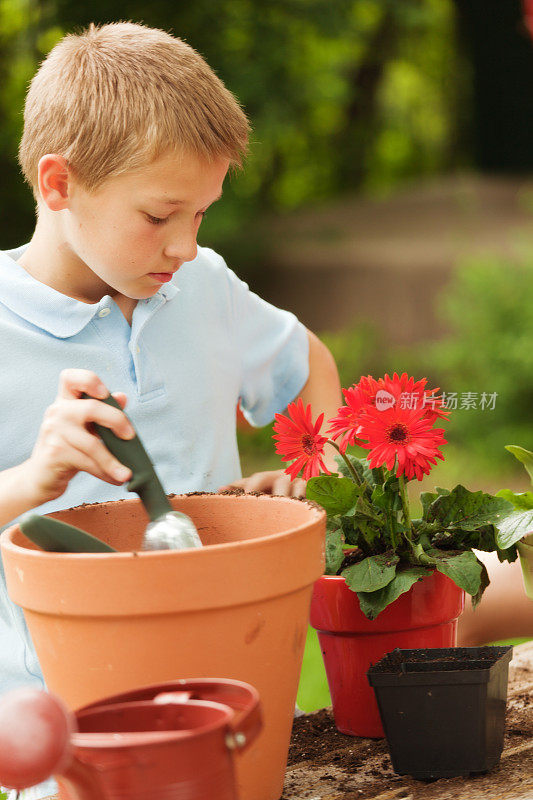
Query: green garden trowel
20 514 117 553
19 394 203 554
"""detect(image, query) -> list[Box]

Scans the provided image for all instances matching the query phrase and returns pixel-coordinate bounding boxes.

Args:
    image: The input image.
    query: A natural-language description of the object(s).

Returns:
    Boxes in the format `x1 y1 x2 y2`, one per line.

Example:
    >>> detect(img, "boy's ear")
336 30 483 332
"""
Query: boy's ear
37 154 71 212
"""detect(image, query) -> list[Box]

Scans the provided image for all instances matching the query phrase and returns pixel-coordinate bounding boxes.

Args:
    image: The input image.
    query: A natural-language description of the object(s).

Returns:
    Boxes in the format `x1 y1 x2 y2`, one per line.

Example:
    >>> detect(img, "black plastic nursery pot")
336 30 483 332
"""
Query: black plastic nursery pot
367 646 513 781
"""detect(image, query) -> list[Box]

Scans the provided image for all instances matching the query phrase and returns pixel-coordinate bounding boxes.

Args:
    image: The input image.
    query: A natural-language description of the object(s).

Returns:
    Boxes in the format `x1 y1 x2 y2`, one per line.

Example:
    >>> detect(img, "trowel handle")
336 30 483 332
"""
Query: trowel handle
82 392 172 522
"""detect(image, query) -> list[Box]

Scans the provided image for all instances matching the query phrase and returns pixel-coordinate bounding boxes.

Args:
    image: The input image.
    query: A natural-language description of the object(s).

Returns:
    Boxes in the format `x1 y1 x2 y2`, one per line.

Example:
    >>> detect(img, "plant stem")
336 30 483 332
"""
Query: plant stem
387 514 398 552
375 466 398 551
398 474 434 566
374 466 385 485
398 474 413 542
327 440 362 485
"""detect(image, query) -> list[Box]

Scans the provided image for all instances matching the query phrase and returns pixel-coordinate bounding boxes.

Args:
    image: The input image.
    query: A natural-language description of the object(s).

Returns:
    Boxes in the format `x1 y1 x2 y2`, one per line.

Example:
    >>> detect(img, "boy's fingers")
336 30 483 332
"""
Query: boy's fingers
77 398 135 440
238 472 272 492
51 446 123 488
57 369 109 400
272 473 292 496
217 471 305 497
290 478 307 499
61 427 132 483
111 392 128 409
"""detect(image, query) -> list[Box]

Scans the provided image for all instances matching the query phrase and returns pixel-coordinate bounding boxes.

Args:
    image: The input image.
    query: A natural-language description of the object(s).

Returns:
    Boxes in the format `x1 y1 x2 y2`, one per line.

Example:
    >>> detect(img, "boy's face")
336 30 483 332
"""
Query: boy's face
59 148 230 301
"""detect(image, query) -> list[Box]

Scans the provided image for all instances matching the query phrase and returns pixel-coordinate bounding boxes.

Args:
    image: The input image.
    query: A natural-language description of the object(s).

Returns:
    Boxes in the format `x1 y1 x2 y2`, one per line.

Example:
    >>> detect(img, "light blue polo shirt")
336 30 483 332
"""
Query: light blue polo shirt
0 241 309 695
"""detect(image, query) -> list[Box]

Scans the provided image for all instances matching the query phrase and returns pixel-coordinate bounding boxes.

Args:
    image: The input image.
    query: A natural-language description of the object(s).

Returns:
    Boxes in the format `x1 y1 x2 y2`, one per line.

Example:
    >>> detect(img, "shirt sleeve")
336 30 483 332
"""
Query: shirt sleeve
225 264 310 428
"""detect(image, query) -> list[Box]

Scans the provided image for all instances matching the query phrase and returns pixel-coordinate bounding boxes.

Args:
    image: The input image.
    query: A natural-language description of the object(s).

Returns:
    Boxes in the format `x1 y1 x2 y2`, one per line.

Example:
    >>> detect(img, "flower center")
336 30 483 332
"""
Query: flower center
387 423 410 445
301 434 317 455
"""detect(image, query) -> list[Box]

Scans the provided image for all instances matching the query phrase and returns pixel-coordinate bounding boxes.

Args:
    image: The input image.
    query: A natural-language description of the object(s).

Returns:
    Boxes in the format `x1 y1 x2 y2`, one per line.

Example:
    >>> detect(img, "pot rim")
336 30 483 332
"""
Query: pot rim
1 493 327 614
72 698 233 749
1 492 325 562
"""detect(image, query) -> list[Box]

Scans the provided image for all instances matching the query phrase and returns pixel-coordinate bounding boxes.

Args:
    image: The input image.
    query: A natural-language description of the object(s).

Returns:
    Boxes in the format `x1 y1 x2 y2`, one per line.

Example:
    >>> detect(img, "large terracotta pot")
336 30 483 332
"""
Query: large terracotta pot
1 493 326 800
310 570 465 738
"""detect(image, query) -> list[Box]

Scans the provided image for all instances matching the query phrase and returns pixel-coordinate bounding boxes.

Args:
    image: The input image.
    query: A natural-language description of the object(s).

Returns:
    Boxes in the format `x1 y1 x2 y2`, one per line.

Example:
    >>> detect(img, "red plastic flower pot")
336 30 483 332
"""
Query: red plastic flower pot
310 570 465 738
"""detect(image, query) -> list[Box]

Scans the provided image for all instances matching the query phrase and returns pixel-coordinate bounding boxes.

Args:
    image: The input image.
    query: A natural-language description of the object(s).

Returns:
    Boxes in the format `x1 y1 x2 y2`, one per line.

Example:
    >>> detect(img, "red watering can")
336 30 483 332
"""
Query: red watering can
0 678 262 800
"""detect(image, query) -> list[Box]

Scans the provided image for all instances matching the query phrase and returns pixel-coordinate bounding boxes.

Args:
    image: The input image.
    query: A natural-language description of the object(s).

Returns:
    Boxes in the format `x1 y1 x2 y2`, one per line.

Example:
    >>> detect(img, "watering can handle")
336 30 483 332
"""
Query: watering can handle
224 698 262 754
153 680 262 754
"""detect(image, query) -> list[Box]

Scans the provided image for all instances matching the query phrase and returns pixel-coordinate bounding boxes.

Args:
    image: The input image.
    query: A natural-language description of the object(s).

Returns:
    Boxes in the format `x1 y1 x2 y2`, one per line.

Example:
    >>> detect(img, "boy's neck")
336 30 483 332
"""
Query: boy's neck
16 219 137 325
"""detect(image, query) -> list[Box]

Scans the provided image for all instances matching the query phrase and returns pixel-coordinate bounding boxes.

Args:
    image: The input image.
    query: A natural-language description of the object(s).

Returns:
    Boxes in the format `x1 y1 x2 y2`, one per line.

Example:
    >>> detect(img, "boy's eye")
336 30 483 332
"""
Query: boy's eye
146 214 168 225
145 211 208 226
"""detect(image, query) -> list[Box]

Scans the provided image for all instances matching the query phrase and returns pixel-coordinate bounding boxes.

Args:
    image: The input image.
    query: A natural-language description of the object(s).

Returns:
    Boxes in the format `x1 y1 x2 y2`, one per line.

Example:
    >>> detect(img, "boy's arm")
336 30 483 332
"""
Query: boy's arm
0 463 45 528
297 329 343 472
219 329 342 497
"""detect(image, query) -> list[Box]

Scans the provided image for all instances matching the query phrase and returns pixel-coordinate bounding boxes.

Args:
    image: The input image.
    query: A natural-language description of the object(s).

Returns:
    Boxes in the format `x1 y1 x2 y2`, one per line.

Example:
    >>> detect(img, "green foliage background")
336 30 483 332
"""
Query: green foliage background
0 0 462 250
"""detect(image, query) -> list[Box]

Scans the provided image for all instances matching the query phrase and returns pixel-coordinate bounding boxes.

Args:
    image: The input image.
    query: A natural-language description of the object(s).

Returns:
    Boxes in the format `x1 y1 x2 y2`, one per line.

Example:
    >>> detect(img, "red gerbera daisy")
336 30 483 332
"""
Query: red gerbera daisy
325 375 385 453
326 385 367 453
357 404 447 481
381 372 449 424
273 397 330 481
356 374 384 405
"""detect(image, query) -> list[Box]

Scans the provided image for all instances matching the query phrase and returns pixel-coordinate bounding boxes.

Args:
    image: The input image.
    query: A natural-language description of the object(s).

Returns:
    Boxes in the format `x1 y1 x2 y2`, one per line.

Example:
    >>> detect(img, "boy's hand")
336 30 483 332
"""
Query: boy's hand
21 369 135 507
218 469 307 499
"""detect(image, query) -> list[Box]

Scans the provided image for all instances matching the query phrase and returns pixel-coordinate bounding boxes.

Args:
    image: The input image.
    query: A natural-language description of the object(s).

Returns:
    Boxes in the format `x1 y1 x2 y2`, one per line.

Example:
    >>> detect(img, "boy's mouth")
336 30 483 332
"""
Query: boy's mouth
148 272 174 283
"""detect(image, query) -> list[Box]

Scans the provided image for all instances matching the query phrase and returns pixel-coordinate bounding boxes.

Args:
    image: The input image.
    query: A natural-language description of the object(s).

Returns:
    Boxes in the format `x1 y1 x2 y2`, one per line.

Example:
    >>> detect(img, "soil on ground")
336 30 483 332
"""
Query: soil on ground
283 643 533 800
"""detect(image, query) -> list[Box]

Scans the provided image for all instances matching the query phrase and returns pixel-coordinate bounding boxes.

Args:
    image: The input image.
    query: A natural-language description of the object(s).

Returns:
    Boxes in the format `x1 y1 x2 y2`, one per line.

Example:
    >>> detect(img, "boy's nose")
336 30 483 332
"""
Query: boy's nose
164 236 197 265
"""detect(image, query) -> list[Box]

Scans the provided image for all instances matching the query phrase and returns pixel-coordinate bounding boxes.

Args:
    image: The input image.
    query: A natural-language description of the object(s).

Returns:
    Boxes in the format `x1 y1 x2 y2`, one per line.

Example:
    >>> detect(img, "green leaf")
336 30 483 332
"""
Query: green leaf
472 559 490 609
412 518 441 537
306 475 361 515
343 506 382 524
340 515 381 549
505 445 533 485
325 528 345 576
496 544 518 564
326 515 342 532
421 488 451 520
426 485 514 530
356 566 431 620
342 553 399 593
496 489 533 511
427 549 483 596
372 481 402 514
371 484 388 511
340 515 361 547
496 509 533 549
421 491 438 519
334 453 375 487
383 475 399 493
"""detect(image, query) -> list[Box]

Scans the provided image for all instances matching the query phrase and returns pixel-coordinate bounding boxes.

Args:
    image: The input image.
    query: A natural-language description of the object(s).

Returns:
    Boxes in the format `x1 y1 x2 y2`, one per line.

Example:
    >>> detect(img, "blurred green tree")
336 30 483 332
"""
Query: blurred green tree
0 0 462 251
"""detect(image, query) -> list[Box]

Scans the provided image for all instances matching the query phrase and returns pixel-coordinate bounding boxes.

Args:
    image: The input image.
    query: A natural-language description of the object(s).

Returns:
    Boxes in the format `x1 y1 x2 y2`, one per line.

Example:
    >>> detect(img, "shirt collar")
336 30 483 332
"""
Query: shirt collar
0 244 179 338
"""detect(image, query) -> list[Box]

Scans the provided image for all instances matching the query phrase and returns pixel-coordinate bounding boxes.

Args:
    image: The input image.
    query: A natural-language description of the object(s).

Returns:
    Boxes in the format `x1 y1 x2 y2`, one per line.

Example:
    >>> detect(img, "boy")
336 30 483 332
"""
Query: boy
0 20 342 702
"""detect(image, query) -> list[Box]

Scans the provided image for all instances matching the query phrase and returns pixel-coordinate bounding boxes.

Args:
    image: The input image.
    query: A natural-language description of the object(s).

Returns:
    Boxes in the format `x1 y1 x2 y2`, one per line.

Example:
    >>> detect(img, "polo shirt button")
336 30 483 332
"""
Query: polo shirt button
98 308 111 318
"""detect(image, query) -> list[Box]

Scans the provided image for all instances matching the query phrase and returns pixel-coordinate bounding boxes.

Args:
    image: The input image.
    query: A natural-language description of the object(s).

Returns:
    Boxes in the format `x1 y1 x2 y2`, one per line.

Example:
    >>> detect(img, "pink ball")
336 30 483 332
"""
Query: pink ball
0 688 73 789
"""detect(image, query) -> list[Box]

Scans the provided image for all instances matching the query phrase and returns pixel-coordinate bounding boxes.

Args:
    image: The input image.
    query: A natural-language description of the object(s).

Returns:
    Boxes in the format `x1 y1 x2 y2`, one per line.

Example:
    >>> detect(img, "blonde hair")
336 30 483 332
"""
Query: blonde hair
18 21 251 201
